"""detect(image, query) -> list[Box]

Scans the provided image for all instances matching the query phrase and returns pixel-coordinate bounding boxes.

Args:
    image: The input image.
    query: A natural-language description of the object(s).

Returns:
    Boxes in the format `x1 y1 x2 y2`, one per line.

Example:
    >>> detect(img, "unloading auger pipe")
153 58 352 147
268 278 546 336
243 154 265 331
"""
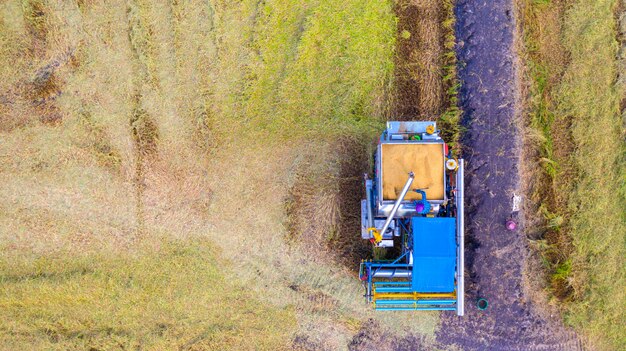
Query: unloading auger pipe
377 172 414 241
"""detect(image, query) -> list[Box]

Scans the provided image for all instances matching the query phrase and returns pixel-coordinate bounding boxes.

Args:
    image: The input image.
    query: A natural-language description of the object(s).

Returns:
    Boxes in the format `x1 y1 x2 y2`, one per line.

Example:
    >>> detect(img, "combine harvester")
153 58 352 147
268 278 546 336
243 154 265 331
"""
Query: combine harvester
359 121 464 315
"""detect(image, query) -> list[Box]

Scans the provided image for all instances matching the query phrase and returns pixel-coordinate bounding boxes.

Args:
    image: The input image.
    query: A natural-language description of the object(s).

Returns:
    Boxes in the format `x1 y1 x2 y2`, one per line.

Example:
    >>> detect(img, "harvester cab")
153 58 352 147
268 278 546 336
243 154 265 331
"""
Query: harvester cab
359 121 465 315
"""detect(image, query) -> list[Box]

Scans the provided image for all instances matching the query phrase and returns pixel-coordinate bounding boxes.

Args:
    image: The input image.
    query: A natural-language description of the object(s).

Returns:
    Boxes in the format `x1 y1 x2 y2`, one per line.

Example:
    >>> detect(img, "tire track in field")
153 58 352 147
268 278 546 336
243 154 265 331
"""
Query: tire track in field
435 1 582 350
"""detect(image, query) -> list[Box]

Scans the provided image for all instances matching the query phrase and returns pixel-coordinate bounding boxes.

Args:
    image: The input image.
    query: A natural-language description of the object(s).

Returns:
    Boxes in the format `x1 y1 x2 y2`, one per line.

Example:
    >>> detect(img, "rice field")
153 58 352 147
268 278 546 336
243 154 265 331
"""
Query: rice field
518 0 626 349
0 0 456 349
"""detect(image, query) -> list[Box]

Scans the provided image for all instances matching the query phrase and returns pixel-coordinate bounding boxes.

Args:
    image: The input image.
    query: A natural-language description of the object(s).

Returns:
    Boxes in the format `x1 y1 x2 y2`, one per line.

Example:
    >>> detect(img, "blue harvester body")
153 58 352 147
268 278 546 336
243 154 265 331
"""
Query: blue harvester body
359 121 465 315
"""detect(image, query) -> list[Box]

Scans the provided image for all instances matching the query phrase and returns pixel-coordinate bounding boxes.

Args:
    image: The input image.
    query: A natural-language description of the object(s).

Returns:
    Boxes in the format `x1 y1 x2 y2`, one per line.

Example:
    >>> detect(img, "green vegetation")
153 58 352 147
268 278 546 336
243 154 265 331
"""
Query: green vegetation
519 0 626 349
173 0 400 146
0 240 295 350
1 0 450 349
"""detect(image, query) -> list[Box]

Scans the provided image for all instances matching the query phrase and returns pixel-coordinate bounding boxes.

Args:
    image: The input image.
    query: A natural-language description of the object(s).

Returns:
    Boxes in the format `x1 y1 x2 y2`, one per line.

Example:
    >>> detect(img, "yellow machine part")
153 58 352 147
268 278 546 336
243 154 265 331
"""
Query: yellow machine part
369 228 382 243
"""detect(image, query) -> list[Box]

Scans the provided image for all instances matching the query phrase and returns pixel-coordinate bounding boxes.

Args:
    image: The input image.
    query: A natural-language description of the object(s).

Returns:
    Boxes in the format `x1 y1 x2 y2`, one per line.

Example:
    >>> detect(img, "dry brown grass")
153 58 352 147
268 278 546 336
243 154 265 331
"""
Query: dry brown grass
202 140 441 349
391 0 460 148
518 0 575 300
285 137 373 267
393 0 444 119
0 0 446 349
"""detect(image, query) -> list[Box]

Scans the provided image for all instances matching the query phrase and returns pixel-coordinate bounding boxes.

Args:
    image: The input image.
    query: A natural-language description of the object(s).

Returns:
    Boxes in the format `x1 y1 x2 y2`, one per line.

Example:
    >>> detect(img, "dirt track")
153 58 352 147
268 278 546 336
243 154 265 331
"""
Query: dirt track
349 1 585 350
435 0 582 350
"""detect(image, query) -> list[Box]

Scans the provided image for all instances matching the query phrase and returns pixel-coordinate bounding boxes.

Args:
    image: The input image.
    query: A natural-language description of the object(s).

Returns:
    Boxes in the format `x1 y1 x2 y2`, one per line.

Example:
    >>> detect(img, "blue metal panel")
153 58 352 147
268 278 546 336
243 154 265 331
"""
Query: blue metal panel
375 300 456 305
411 217 457 293
373 287 414 293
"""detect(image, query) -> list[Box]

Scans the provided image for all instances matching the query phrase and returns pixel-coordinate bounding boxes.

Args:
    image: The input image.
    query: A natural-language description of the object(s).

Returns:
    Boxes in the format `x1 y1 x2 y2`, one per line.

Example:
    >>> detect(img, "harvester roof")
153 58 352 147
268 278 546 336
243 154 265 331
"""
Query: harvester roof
411 217 457 293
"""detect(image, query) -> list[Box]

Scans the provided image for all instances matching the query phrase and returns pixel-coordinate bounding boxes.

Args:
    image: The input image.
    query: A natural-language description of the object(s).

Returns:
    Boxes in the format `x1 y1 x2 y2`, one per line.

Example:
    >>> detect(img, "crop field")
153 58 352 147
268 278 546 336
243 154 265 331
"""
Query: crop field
0 0 460 349
1 0 624 350
518 0 626 349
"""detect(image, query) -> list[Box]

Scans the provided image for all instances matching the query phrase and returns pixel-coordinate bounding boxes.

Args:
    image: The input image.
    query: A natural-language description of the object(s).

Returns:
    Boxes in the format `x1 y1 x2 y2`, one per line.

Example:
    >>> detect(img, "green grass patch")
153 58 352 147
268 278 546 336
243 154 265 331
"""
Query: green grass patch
520 0 626 349
0 240 296 350
220 0 396 140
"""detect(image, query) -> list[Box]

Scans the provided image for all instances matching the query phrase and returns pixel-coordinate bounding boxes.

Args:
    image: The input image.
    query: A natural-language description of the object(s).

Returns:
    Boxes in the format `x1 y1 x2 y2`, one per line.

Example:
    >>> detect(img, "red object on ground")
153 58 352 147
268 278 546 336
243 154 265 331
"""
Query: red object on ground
506 220 517 231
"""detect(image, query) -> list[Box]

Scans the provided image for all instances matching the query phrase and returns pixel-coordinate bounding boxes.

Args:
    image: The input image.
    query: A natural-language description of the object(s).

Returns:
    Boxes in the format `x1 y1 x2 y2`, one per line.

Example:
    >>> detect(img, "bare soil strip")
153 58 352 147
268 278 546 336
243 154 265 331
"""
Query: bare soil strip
435 1 582 350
